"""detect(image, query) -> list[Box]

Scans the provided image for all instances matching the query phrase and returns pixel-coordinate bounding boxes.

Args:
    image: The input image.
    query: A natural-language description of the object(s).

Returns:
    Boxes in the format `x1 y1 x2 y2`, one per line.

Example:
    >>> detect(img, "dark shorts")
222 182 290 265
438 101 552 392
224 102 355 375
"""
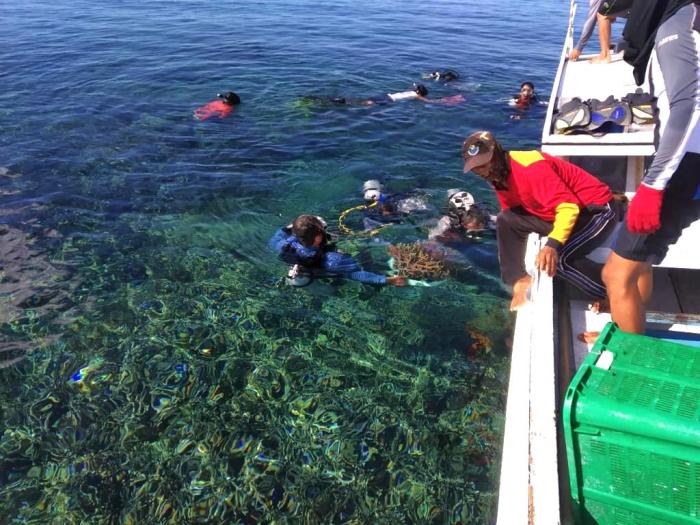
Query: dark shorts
598 0 633 17
613 153 700 264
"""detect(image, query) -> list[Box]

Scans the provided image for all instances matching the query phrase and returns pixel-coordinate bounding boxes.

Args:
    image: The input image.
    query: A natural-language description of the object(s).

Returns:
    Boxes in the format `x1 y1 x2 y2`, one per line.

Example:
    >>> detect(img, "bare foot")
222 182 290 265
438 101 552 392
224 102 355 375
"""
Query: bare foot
510 275 532 311
589 54 611 64
588 299 610 314
577 331 600 344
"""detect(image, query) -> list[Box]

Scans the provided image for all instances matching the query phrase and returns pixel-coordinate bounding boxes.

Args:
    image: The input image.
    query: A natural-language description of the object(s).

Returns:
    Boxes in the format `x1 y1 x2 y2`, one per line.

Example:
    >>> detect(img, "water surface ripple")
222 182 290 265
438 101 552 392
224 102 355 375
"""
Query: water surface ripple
0 1 566 523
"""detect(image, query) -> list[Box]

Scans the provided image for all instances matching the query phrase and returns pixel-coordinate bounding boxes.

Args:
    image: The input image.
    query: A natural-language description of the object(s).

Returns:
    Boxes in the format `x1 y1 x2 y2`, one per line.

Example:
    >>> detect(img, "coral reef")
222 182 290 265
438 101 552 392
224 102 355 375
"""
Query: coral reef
388 243 450 281
0 222 511 524
467 328 493 355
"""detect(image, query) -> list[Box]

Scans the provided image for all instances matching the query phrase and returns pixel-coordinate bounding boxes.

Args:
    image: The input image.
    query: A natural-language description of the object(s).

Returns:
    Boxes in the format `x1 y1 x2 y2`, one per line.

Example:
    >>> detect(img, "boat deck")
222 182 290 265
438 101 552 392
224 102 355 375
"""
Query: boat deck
541 51 656 157
497 2 700 523
570 267 700 367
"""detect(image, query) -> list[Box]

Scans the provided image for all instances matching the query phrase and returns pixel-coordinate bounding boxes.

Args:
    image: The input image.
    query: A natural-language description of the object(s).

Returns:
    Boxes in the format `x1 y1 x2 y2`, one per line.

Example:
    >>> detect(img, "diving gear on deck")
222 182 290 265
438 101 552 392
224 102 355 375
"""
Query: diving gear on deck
588 96 632 128
553 97 591 133
553 96 635 134
622 91 655 124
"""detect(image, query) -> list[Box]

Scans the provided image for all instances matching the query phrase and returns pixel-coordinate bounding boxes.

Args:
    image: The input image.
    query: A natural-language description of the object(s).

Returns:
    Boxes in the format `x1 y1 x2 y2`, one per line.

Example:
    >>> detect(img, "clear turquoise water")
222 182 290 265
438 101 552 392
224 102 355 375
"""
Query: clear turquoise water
0 1 567 523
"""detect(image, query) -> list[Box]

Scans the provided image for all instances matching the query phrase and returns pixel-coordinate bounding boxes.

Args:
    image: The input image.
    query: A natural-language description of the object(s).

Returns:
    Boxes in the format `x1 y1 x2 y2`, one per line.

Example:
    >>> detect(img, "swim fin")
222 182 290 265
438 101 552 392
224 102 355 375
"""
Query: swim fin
587 96 631 131
622 92 656 125
553 97 591 134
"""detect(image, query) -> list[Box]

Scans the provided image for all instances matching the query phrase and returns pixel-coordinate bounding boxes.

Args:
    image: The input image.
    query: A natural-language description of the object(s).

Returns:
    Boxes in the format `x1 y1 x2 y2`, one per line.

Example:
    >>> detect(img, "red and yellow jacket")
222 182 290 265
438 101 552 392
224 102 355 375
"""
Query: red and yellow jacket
496 151 612 249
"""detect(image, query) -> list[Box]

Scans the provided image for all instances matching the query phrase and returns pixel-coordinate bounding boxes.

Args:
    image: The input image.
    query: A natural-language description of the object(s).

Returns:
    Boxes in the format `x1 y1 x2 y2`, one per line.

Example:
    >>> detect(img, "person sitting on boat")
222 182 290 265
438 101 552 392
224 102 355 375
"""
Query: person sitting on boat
511 82 539 109
428 188 496 241
422 69 460 82
303 83 464 106
193 91 241 121
597 0 700 335
461 130 618 311
268 214 407 287
568 0 633 64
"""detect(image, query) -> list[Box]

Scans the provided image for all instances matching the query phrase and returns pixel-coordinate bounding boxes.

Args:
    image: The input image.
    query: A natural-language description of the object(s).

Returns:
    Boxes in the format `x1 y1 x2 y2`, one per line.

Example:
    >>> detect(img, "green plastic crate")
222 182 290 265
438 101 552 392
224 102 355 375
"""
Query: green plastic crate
563 323 700 525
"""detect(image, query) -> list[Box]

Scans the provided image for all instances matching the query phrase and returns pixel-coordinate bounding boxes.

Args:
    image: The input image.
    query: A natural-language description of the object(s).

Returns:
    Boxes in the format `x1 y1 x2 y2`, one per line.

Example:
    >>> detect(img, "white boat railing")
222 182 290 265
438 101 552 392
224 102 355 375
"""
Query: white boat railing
496 3 576 523
496 235 559 525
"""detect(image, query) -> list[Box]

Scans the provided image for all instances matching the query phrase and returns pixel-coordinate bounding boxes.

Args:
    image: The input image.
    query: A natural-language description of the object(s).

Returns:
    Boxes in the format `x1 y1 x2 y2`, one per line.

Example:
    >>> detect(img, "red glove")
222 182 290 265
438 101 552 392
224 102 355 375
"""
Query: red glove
627 183 664 234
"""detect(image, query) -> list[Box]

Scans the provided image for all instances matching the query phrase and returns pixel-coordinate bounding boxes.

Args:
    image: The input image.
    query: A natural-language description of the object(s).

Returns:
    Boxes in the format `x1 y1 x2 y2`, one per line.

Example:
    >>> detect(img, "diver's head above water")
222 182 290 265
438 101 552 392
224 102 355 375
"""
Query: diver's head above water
423 69 459 82
291 214 329 248
447 188 475 213
217 91 241 105
413 83 428 97
362 179 383 202
519 82 535 97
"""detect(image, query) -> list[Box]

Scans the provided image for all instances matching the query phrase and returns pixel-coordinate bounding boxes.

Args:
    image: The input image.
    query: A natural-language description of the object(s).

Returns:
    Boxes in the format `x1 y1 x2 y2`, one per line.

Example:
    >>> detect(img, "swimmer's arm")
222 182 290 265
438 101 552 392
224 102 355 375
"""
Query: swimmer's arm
268 228 288 253
347 271 387 285
325 251 389 285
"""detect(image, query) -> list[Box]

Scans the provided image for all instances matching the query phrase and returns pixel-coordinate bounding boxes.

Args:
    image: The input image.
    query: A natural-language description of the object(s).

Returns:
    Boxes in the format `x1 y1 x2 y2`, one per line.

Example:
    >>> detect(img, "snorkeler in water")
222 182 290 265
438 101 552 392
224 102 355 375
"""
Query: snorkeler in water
511 82 538 109
304 83 464 107
193 91 241 121
428 188 496 241
357 179 432 232
268 214 406 287
422 69 460 82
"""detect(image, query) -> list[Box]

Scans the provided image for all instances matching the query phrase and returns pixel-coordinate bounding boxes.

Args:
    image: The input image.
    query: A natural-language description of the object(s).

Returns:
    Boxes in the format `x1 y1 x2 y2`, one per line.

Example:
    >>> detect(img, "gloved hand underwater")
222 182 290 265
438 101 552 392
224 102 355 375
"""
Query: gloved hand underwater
627 184 664 234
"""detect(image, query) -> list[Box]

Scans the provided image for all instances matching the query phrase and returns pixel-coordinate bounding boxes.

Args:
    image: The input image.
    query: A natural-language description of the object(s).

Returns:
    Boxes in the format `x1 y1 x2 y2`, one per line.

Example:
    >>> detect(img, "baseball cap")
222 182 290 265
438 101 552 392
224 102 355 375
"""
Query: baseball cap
462 131 496 173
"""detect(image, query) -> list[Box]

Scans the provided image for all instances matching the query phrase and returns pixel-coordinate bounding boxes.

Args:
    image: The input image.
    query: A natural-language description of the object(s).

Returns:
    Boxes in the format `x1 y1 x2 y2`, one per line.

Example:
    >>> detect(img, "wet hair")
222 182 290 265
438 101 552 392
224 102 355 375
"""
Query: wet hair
520 81 535 91
414 83 428 97
292 215 326 247
218 91 241 105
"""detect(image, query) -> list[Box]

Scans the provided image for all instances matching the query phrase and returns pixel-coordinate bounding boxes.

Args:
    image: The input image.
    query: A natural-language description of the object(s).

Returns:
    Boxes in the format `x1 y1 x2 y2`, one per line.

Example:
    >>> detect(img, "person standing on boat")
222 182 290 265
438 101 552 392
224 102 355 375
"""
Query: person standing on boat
461 130 618 311
568 0 633 63
600 0 700 334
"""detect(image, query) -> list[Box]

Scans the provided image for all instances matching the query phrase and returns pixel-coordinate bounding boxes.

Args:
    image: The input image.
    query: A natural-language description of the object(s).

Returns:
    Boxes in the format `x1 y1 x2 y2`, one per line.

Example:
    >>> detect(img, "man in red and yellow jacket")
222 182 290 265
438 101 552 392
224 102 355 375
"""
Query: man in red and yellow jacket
462 130 617 311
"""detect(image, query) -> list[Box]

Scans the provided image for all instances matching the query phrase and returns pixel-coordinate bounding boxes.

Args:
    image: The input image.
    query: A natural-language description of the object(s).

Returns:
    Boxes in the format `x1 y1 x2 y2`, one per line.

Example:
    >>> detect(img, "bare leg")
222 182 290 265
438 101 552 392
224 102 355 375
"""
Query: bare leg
510 275 532 311
601 251 653 334
590 14 613 64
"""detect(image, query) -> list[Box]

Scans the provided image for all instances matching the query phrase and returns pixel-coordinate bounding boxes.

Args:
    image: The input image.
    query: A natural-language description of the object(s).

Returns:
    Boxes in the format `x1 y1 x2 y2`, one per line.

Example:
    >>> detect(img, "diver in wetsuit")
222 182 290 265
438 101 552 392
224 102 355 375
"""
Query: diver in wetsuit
268 214 406 286
303 83 463 107
423 69 460 82
428 189 496 241
360 179 431 231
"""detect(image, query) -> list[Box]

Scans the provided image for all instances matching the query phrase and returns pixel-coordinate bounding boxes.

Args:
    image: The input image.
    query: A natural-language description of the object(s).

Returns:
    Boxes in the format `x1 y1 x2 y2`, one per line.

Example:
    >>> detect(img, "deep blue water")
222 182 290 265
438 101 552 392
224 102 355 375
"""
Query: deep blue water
0 1 569 523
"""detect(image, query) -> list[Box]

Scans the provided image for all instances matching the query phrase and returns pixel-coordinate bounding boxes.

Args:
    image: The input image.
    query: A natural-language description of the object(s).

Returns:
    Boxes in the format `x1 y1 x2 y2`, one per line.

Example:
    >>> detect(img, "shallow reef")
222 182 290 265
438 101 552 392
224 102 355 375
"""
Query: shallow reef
388 243 450 281
0 224 513 524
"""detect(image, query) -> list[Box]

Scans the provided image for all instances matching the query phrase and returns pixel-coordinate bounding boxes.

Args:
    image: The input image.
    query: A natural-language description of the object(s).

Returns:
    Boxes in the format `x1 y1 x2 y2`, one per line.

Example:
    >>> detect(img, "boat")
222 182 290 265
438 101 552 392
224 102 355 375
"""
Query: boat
495 2 700 524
